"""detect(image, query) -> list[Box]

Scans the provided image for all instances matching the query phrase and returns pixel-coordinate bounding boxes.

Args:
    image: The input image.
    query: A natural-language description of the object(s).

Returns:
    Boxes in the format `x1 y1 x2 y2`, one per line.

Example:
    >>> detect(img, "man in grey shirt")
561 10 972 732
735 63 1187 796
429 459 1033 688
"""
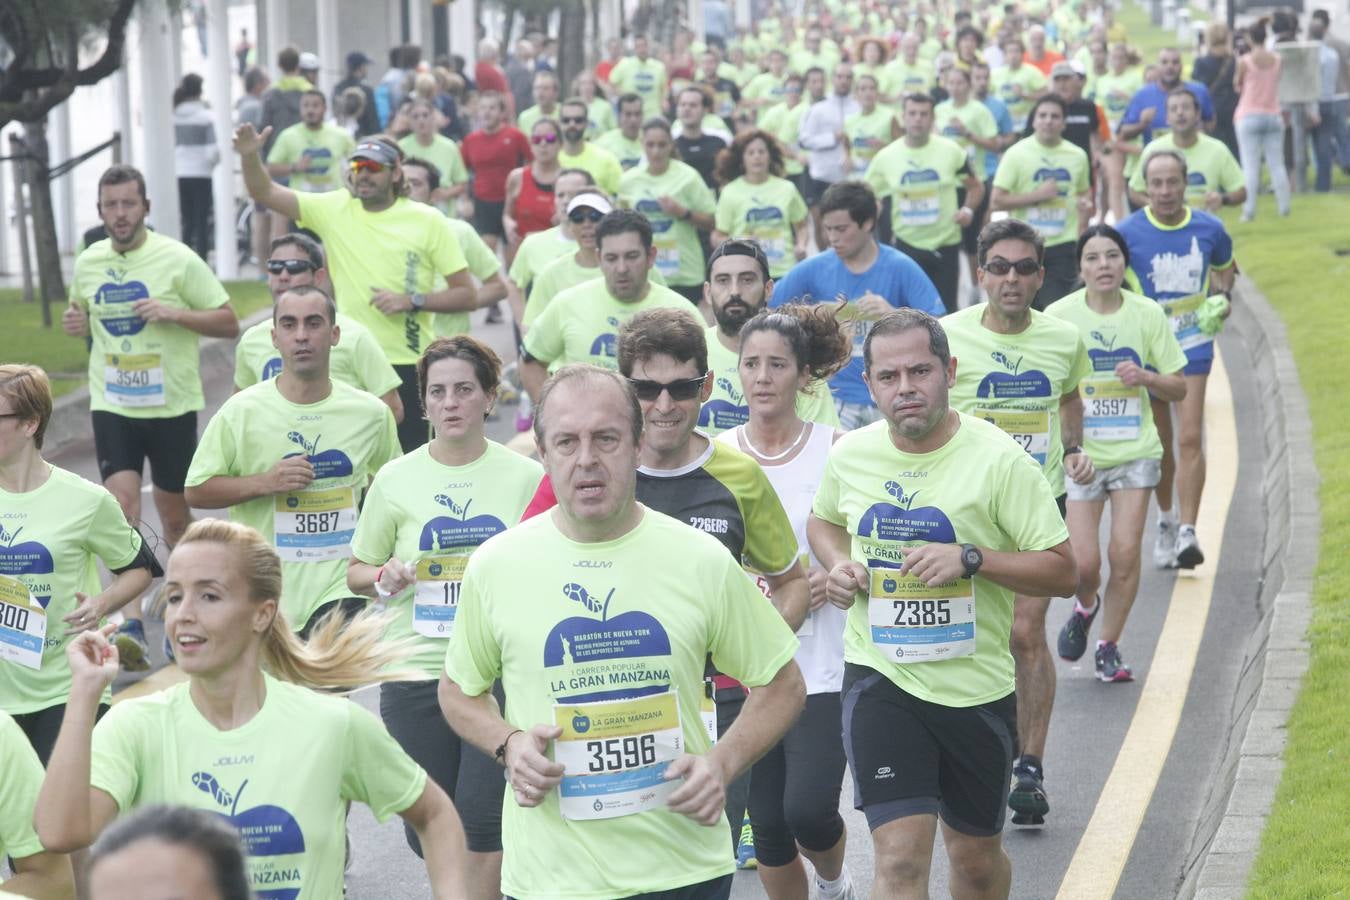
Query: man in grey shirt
798 61 860 248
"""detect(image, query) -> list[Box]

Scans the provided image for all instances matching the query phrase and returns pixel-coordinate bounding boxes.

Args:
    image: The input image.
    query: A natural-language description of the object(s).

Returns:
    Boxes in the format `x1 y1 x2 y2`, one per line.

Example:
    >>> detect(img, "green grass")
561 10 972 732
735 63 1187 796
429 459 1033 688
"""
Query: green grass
1115 0 1203 68
0 280 272 398
1224 192 1350 897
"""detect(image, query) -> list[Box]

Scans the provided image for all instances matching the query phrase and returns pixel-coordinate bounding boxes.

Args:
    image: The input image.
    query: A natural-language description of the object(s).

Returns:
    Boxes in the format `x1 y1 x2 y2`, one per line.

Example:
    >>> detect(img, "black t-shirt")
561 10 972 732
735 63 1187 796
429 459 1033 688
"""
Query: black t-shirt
675 133 729 188
1022 98 1100 160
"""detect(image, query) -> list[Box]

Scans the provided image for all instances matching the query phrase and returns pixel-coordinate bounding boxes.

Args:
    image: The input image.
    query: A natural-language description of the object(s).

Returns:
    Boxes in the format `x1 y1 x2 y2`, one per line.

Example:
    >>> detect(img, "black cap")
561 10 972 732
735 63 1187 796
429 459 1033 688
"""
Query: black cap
707 238 771 280
350 140 399 166
346 51 372 71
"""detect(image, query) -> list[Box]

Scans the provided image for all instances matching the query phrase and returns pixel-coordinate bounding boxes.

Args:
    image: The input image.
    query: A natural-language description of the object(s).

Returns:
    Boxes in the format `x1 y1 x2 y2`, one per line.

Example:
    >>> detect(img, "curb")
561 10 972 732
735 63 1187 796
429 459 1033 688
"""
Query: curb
44 308 271 458
1178 275 1319 898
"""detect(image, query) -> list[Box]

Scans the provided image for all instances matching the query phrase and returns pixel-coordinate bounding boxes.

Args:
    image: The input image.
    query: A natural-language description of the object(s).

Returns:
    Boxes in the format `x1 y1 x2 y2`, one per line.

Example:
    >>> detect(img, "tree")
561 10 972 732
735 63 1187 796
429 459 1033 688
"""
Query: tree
0 0 139 325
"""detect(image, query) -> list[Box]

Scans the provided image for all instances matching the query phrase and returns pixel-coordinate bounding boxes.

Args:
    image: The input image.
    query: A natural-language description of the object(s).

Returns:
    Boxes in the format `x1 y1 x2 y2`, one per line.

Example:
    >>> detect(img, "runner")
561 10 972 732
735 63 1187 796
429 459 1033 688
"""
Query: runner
673 86 732 189
34 520 468 899
768 181 944 430
505 169 592 328
807 308 1077 899
516 71 562 135
557 97 624 195
86 805 249 900
519 210 699 400
460 92 530 255
595 93 647 171
235 126 476 453
1116 150 1236 569
967 61 1020 303
843 75 898 178
233 233 403 422
571 71 616 140
265 89 355 197
711 130 811 280
943 218 1095 827
798 63 859 250
758 74 811 196
608 34 669 119
716 304 856 900
0 365 157 763
990 37 1048 131
992 94 1093 308
1118 47 1216 147
616 117 717 307
184 285 400 635
397 99 470 216
1091 43 1145 224
348 336 542 899
439 363 805 899
1126 87 1245 212
881 34 934 100
504 118 565 248
1047 225 1188 683
866 93 984 314
62 164 240 670
0 710 74 896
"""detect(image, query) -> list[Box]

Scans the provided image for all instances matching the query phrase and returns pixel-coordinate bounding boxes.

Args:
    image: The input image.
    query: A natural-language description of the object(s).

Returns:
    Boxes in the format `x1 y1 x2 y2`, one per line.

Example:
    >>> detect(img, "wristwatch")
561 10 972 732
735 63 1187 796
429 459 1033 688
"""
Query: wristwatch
410 292 427 310
960 543 983 578
1063 445 1084 456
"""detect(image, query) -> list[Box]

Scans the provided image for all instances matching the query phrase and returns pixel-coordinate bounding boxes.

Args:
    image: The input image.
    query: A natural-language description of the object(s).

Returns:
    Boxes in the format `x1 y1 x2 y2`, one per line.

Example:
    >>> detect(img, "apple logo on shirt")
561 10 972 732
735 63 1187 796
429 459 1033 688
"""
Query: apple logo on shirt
418 495 506 551
588 316 623 360
282 431 354 480
1086 329 1142 373
544 581 673 704
698 376 748 430
192 771 304 900
261 356 284 381
94 268 150 336
975 351 1051 399
635 199 672 225
1032 164 1072 197
0 525 54 609
746 205 784 224
858 480 957 546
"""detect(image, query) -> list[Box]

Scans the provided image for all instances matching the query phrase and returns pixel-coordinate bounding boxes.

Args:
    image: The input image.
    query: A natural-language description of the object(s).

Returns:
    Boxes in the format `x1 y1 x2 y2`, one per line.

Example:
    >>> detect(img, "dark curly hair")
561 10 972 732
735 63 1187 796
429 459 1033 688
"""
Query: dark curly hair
740 303 852 388
714 129 788 187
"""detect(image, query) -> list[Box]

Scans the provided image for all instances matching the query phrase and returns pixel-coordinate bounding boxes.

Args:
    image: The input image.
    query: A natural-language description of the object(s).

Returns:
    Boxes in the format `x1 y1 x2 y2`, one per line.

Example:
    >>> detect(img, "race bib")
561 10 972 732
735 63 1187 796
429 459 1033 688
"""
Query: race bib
654 239 680 277
1082 378 1141 441
0 575 46 671
273 487 357 563
898 191 941 227
975 406 1050 466
758 236 787 267
700 680 717 745
1162 294 1207 351
1026 201 1067 237
103 353 165 408
553 692 685 820
868 566 976 663
835 302 874 358
412 555 469 638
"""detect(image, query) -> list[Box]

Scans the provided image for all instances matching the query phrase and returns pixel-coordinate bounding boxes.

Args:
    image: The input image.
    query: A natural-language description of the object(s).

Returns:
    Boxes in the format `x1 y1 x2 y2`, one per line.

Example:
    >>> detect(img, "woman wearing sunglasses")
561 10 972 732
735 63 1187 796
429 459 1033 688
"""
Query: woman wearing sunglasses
35 519 469 899
1046 225 1187 683
348 336 541 899
712 129 811 280
714 305 857 900
503 118 563 250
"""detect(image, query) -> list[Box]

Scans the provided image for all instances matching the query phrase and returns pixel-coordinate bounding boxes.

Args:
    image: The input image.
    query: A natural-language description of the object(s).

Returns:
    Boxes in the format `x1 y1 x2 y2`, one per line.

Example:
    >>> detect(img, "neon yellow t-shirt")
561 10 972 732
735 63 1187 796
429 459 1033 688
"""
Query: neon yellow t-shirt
350 442 542 677
713 176 808 278
992 136 1092 247
90 676 426 900
558 143 624 196
586 98 617 140
0 467 142 713
295 191 468 363
397 133 469 216
812 414 1069 706
1091 69 1144 128
434 218 502 338
525 256 667 329
508 226 576 293
990 65 1048 130
443 510 798 899
233 313 402 397
866 134 971 251
759 101 809 176
516 104 561 135
881 59 933 97
1128 133 1245 206
184 380 400 629
699 326 841 434
1046 289 1188 468
618 161 716 288
943 304 1093 493
523 279 700 370
267 122 356 193
71 231 232 418
934 98 999 177
608 57 669 119
0 712 44 861
743 72 790 107
595 129 644 170
844 107 897 176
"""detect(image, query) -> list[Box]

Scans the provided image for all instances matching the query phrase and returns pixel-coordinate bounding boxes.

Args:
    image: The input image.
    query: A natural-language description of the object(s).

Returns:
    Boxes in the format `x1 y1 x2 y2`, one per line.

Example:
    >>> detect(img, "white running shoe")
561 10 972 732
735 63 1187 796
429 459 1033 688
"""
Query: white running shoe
817 866 856 900
1175 524 1205 569
1154 517 1179 569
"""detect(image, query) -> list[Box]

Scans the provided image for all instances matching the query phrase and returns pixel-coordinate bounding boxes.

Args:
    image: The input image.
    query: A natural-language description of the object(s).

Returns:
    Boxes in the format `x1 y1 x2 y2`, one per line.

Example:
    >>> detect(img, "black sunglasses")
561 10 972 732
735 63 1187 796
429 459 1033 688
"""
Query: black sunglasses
560 115 587 124
982 257 1041 276
266 258 318 275
627 373 708 402
568 208 606 224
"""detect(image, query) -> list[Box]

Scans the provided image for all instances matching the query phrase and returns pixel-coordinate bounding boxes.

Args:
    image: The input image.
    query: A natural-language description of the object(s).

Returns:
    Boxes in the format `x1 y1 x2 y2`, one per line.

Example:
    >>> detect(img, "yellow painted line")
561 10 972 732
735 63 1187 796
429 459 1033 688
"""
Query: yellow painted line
1055 347 1238 899
111 663 187 704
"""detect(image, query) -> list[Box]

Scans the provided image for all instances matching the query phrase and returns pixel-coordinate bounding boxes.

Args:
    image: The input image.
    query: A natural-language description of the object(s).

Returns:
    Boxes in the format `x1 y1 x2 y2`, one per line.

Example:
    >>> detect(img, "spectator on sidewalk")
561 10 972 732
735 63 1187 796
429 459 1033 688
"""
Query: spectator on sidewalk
333 51 382 138
1234 19 1292 221
1192 23 1240 158
507 39 539 119
236 66 268 131
173 73 218 261
1309 11 1350 188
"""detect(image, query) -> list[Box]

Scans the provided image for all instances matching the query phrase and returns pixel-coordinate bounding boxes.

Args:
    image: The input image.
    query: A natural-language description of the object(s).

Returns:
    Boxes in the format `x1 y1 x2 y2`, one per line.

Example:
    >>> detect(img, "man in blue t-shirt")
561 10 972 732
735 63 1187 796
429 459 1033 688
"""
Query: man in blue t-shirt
768 181 943 429
1117 150 1235 573
1118 47 1215 145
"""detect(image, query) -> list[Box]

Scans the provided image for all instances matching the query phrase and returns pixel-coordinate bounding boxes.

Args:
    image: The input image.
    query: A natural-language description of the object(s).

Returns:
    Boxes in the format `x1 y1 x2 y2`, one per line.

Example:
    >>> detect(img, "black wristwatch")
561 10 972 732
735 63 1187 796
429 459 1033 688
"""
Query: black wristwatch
1063 445 1083 456
960 543 983 578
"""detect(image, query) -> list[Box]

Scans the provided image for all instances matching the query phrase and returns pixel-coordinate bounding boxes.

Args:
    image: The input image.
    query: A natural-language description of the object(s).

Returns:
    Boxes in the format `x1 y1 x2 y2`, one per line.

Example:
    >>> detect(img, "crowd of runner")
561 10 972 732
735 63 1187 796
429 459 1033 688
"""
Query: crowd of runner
0 0 1258 897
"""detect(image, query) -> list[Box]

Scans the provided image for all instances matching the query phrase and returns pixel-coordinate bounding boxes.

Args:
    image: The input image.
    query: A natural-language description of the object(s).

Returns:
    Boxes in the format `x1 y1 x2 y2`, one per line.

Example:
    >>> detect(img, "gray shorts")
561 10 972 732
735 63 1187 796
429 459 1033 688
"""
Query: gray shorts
835 399 883 431
1066 456 1162 502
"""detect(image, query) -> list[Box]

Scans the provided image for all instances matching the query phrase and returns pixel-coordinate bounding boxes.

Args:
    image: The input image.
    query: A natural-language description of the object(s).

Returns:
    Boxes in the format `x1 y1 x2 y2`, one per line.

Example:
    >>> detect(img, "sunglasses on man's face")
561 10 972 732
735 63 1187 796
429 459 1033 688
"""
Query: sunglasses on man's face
532 133 559 145
982 257 1041 276
560 115 587 125
265 258 317 275
568 208 606 224
350 158 388 174
627 373 708 402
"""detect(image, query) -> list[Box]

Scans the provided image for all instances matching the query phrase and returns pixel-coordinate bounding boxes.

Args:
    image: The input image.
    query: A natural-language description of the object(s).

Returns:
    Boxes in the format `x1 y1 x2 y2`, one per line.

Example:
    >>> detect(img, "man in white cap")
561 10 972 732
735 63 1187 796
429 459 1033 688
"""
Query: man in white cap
299 51 321 88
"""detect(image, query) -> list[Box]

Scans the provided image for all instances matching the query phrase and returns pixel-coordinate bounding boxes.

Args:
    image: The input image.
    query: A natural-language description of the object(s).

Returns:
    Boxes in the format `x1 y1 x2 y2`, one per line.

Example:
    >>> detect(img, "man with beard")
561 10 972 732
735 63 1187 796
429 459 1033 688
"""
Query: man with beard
266 90 355 196
556 97 623 196
698 239 840 436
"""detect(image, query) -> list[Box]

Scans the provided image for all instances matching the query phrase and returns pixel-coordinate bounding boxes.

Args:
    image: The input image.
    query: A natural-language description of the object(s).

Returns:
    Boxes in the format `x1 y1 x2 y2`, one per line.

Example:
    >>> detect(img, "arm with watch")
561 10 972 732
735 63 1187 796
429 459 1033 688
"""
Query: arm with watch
369 267 479 315
1059 388 1096 485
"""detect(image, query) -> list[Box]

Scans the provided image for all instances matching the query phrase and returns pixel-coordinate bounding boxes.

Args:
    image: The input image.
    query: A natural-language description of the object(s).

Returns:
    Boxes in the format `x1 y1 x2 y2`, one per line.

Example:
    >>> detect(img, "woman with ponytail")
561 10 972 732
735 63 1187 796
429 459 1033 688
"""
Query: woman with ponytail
35 519 469 900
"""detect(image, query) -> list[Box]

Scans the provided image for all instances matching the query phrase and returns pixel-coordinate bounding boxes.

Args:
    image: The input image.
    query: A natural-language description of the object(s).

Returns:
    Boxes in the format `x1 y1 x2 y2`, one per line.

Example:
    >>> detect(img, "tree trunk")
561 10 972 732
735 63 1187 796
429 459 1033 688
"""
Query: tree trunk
558 0 587 96
22 117 63 328
503 3 516 50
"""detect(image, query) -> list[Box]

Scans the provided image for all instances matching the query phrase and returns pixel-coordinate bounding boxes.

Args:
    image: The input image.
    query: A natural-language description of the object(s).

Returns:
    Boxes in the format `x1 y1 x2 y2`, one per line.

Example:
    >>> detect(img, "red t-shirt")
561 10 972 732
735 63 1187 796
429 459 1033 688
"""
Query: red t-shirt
461 127 531 202
475 61 509 95
1027 50 1066 76
595 60 617 83
521 473 556 520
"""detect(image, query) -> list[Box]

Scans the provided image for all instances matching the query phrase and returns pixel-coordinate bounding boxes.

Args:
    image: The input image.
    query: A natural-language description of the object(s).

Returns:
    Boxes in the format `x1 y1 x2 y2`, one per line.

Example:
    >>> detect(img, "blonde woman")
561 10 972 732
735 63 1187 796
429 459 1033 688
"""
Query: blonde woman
35 519 469 900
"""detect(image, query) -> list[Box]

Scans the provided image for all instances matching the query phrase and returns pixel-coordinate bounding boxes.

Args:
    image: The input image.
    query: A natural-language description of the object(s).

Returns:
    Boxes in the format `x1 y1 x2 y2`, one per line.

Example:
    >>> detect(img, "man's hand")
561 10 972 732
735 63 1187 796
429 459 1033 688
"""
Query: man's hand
1064 450 1096 485
656 195 685 218
1139 106 1157 127
825 561 868 609
62 302 89 338
946 117 968 137
1203 191 1224 213
131 298 180 325
806 565 830 611
370 289 413 314
1115 359 1149 387
1076 193 1095 217
233 123 272 156
899 542 965 587
1036 178 1061 202
854 290 892 319
265 455 315 494
954 206 974 226
504 725 565 808
664 754 727 825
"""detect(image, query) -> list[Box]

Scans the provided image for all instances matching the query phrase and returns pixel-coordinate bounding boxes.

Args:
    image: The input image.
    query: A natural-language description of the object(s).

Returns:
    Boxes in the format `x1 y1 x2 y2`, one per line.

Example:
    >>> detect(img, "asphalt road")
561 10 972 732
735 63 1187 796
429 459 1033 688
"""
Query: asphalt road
56 313 1267 900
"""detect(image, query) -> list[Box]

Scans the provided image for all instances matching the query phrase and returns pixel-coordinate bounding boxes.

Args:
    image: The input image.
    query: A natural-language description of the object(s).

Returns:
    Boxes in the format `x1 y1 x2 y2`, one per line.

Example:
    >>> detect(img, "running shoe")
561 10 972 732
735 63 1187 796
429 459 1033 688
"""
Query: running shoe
816 866 858 900
1057 599 1099 662
1175 525 1205 569
1008 757 1049 826
114 619 151 672
1153 518 1178 569
1095 641 1134 683
735 815 757 869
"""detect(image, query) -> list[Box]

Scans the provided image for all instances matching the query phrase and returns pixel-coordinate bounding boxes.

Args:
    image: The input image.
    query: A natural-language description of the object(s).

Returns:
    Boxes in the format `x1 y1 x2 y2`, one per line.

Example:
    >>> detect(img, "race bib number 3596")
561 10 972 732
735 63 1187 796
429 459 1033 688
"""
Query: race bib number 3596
553 692 684 820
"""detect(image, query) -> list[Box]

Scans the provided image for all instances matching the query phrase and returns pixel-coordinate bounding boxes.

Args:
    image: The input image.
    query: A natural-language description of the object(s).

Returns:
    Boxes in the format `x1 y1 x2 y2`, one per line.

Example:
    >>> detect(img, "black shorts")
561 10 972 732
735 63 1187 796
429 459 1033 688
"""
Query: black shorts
670 283 705 305
893 238 962 315
473 199 506 238
841 663 1017 837
1057 492 1067 519
961 177 994 255
510 875 732 900
392 364 431 453
297 596 368 638
804 176 835 207
92 410 198 492
13 702 111 765
1035 242 1081 310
